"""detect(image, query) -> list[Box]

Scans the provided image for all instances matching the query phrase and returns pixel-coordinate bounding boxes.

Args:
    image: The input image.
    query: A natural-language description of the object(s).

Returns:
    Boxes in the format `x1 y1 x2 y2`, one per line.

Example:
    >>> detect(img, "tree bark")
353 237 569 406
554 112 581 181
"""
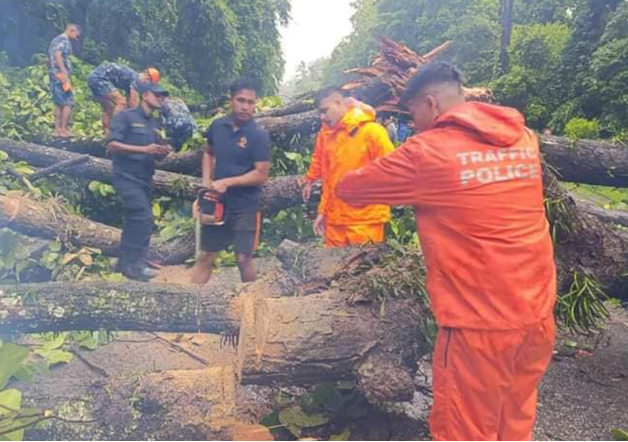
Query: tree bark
541 135 628 187
0 195 194 265
25 135 203 176
579 201 628 228
0 138 305 215
0 280 239 335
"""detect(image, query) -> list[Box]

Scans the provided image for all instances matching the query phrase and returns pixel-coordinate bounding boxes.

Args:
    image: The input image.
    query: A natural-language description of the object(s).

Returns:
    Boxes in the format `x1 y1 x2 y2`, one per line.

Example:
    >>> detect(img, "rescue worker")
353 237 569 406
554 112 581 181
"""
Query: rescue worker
302 87 394 247
87 63 160 135
106 82 172 281
336 63 556 441
191 79 271 284
48 24 81 137
161 97 198 150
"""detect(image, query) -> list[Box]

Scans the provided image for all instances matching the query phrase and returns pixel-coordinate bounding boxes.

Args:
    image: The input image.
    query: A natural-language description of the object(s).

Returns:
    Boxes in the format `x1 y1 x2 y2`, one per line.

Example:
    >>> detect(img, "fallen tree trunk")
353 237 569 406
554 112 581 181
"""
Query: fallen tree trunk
543 166 628 298
0 195 194 265
0 138 305 215
579 201 628 229
542 135 628 188
0 280 239 334
25 135 203 176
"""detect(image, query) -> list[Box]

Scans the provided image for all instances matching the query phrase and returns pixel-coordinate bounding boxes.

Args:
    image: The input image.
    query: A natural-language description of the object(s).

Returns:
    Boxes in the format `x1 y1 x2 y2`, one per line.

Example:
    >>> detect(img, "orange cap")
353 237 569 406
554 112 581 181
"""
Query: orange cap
146 67 160 83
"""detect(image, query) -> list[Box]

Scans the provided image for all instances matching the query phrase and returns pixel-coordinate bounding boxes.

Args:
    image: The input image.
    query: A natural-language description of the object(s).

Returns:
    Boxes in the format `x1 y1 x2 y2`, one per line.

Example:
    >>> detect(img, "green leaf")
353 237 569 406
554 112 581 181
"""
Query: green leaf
331 427 351 441
0 150 8 161
43 350 73 367
0 389 24 441
259 410 280 428
278 404 330 429
0 389 21 412
0 344 29 390
611 429 628 441
152 203 162 218
563 339 578 348
48 242 62 253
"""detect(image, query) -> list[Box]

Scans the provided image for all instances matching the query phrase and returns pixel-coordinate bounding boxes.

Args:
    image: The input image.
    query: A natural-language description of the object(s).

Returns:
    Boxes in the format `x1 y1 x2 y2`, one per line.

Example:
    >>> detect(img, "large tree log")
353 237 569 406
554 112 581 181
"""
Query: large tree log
542 135 628 187
0 138 305 215
0 194 194 265
0 242 428 403
0 280 239 334
543 166 628 298
26 135 203 176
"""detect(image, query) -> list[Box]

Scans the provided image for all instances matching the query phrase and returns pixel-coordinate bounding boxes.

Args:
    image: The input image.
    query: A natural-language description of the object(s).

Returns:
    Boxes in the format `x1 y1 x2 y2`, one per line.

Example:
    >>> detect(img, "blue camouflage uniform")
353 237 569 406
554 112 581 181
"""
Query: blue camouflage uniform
161 98 197 150
87 62 140 100
48 34 74 106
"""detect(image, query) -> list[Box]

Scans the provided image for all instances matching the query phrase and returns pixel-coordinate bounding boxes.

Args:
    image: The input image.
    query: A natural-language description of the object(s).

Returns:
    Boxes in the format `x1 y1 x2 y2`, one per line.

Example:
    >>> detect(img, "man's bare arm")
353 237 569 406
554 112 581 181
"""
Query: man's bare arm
211 162 271 194
225 162 270 187
202 143 215 187
54 51 67 76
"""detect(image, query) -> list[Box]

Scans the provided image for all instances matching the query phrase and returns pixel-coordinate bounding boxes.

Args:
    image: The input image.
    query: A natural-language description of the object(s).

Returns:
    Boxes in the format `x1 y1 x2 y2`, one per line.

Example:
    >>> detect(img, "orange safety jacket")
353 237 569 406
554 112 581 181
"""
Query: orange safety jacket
337 102 556 330
307 107 394 225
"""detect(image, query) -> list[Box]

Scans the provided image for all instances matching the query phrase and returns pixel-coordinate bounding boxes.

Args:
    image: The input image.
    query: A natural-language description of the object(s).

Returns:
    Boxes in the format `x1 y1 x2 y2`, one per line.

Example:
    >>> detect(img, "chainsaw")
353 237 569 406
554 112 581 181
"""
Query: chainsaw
195 187 225 226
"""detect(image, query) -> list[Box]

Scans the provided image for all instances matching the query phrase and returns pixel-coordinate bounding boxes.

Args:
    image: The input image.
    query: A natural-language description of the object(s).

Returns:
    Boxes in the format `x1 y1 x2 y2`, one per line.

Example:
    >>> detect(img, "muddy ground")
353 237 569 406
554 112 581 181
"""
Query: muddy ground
16 262 628 441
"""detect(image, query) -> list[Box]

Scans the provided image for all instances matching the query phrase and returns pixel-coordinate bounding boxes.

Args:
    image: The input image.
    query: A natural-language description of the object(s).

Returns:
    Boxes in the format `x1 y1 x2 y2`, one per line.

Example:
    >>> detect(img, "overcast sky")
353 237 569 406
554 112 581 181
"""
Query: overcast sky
281 0 354 82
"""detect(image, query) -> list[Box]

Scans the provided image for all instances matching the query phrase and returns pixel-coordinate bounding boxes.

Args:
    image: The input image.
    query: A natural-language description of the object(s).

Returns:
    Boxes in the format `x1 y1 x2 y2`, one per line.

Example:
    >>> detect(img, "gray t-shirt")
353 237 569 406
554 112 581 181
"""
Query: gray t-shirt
48 34 73 75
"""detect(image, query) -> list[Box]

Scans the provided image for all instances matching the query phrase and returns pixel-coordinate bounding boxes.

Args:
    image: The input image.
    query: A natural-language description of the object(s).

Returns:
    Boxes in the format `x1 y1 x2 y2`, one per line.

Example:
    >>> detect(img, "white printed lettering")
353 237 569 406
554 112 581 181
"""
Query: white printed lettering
457 152 471 166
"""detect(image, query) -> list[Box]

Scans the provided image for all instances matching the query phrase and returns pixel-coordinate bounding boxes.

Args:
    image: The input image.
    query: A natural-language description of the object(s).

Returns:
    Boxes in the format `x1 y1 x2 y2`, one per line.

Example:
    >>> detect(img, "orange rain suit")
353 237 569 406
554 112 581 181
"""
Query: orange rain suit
306 106 394 247
336 102 557 441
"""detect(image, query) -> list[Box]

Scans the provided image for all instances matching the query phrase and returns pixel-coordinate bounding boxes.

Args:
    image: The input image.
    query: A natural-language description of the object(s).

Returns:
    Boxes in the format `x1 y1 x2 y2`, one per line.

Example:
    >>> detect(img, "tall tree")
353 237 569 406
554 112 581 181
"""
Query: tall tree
0 0 290 99
499 0 515 74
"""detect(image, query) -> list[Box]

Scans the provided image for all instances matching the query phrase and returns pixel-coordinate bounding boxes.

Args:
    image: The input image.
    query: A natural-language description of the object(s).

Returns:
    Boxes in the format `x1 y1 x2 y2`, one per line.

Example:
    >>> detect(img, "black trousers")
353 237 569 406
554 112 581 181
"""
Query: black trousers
113 170 153 264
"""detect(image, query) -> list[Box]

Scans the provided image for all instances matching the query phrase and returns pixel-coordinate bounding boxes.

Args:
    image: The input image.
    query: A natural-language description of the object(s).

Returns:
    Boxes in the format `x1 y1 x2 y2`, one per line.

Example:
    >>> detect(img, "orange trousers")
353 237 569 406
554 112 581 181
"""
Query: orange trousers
325 223 385 248
430 316 555 441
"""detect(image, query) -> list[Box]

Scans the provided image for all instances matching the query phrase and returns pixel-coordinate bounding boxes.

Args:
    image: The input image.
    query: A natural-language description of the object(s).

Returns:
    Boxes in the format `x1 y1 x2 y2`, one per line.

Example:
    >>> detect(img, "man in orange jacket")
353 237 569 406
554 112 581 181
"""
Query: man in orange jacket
337 63 556 441
302 88 394 247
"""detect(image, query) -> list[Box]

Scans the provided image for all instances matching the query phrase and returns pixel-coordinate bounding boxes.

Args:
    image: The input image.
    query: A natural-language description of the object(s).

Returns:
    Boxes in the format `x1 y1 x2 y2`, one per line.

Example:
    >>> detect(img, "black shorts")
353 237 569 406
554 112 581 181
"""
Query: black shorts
200 212 261 255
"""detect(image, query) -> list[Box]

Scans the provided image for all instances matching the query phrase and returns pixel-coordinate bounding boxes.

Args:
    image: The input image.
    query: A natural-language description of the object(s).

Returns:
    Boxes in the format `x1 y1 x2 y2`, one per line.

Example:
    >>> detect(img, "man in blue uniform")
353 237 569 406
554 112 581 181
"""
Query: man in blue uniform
48 24 81 137
106 82 172 281
161 97 197 150
191 79 271 284
87 63 160 135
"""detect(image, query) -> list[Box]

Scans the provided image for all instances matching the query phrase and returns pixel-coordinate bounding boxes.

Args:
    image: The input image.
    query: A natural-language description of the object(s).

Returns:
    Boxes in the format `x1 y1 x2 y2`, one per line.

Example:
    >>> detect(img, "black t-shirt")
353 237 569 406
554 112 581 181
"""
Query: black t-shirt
107 107 161 179
204 116 271 214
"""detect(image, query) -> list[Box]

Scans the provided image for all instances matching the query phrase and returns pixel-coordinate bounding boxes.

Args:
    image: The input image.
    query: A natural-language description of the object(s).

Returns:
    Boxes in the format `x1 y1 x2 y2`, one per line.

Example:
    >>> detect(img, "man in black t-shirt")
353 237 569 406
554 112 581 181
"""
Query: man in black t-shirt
191 79 271 284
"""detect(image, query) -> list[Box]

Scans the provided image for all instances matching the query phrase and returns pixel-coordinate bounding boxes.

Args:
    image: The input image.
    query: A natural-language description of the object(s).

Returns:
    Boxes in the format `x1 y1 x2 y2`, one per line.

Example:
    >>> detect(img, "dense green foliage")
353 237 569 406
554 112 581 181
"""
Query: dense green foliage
0 0 290 99
321 0 628 137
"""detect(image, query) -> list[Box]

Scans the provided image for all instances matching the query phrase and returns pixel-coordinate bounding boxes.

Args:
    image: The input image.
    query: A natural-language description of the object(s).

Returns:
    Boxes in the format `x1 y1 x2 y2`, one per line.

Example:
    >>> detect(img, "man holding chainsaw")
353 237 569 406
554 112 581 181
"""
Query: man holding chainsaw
337 63 556 441
191 79 271 284
302 88 395 247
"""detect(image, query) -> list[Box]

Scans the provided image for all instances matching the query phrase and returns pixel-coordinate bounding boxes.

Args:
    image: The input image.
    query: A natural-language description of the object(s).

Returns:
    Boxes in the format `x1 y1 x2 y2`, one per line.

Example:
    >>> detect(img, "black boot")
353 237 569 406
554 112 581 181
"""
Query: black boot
116 252 156 282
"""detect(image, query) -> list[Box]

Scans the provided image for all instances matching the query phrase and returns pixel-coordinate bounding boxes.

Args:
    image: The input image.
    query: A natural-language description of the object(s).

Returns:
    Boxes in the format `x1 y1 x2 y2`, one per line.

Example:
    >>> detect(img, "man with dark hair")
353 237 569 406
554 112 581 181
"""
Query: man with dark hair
48 23 81 137
302 87 394 247
191 79 271 284
87 63 160 135
106 82 172 281
337 62 556 440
